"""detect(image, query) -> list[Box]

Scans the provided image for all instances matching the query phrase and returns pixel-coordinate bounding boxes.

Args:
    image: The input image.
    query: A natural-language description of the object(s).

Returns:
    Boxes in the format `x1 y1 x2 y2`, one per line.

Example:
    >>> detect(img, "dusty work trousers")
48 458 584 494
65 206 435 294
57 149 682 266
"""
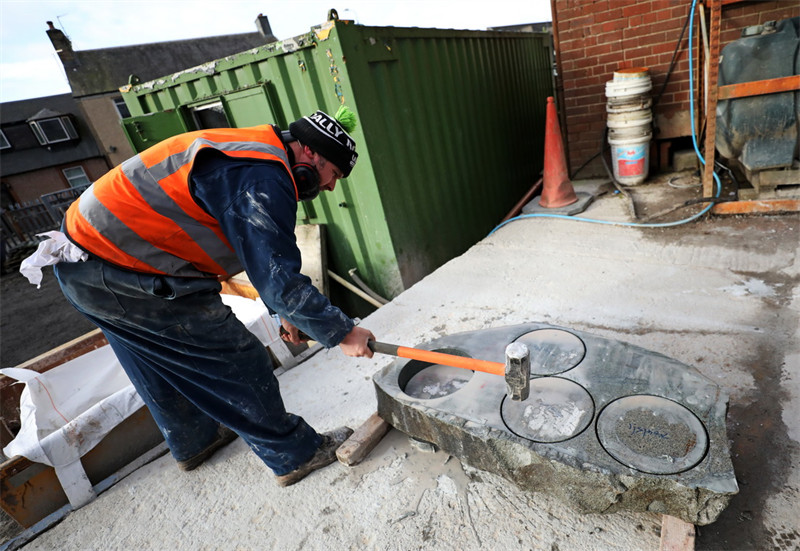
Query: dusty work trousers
54 257 321 475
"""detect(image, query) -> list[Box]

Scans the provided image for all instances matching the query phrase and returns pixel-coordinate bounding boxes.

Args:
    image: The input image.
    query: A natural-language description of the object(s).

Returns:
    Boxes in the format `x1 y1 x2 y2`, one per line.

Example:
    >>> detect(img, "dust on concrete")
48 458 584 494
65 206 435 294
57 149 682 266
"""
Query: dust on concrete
631 196 800 549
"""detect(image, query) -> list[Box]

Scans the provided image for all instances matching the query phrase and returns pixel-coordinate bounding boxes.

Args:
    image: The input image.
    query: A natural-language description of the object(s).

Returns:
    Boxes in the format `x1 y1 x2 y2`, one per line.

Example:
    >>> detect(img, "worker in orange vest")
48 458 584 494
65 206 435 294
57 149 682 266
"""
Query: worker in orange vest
49 107 374 487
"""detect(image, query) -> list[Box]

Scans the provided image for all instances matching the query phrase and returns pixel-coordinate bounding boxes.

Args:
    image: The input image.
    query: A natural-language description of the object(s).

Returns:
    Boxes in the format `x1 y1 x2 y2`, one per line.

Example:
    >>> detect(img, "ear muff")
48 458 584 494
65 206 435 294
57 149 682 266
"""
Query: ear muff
292 162 320 201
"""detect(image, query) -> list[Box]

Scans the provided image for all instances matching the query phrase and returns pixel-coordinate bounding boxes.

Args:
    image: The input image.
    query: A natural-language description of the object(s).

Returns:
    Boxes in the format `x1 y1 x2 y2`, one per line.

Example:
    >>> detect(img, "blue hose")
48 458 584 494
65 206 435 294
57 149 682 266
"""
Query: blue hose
489 0 721 237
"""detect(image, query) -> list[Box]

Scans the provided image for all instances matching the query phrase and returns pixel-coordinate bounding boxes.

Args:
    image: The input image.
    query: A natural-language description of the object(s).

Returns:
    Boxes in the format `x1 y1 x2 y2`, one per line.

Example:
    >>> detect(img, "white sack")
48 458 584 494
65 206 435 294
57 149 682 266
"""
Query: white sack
1 345 143 508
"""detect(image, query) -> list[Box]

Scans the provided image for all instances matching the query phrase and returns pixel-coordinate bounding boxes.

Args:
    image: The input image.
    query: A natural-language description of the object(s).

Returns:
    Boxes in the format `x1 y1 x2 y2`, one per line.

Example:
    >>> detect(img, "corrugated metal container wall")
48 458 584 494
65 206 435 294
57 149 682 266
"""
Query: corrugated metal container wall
339 24 553 291
120 18 553 311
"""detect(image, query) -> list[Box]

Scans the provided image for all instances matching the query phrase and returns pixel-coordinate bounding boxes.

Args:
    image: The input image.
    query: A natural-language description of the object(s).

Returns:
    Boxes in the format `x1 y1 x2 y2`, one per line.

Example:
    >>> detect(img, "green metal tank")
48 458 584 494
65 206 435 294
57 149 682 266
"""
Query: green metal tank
120 12 553 314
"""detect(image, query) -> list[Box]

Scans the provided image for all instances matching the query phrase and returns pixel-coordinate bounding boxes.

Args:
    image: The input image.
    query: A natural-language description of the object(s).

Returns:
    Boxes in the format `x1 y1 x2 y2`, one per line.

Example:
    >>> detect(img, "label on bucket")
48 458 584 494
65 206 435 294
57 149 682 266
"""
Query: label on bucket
616 143 647 177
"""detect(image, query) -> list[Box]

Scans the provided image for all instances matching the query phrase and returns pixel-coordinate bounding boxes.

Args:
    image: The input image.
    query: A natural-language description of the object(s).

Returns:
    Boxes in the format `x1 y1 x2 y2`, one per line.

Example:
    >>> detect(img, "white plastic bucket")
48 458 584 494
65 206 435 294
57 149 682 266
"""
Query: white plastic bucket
613 67 650 81
606 96 652 113
606 68 652 99
607 109 652 129
608 124 652 140
605 79 652 98
608 132 651 185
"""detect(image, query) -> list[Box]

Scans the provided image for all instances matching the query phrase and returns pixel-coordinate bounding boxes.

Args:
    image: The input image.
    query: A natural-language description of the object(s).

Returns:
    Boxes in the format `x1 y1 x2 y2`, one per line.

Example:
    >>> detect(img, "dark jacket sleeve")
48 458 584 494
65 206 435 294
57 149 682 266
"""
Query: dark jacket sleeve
190 154 354 348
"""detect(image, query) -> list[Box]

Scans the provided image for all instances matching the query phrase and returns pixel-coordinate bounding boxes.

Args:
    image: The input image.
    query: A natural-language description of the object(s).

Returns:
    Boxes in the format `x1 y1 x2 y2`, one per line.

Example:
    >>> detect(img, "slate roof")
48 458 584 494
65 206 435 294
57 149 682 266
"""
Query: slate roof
65 33 270 97
0 94 102 176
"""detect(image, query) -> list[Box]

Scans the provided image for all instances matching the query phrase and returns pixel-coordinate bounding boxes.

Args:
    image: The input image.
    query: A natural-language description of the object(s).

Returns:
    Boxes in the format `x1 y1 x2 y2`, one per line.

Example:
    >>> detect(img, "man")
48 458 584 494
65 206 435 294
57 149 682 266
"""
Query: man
51 108 375 487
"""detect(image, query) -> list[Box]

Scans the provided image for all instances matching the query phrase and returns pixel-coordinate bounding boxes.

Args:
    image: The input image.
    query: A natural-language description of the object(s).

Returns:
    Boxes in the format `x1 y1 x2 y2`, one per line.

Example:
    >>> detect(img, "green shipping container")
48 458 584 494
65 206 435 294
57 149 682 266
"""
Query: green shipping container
120 13 553 314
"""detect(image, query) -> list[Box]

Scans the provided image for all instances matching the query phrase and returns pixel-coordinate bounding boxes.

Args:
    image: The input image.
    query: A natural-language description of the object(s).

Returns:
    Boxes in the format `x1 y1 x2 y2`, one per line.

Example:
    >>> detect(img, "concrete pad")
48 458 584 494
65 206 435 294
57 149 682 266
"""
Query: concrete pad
14 182 799 550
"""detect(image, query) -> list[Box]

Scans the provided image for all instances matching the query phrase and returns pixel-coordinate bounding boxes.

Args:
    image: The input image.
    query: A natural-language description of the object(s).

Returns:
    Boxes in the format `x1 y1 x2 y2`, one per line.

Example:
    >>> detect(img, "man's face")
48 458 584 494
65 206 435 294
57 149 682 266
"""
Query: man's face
313 153 343 192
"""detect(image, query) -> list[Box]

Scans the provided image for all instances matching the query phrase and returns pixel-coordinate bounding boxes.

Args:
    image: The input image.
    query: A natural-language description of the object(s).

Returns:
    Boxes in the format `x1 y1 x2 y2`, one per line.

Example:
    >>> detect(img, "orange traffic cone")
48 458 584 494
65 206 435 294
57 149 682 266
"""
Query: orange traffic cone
540 97 578 208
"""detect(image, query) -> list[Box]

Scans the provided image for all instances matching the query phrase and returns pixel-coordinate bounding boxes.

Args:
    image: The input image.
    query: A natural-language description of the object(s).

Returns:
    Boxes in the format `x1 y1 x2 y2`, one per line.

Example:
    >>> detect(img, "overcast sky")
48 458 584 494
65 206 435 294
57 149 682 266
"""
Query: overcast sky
0 1 552 103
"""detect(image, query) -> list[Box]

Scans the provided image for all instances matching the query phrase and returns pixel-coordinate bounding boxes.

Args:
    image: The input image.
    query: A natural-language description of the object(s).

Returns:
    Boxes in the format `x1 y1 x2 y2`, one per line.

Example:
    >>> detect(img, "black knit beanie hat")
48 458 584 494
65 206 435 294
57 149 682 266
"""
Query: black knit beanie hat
288 110 358 177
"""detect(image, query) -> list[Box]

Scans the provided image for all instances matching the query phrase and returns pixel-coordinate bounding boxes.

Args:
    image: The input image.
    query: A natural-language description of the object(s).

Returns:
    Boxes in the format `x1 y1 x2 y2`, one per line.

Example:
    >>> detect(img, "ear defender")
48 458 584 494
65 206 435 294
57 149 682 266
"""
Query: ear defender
281 129 320 200
292 162 320 201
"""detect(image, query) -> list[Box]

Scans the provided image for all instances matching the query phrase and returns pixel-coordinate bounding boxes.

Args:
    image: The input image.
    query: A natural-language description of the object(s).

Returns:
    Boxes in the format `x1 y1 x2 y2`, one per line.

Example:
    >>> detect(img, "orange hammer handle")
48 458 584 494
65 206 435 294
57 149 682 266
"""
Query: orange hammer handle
368 341 505 377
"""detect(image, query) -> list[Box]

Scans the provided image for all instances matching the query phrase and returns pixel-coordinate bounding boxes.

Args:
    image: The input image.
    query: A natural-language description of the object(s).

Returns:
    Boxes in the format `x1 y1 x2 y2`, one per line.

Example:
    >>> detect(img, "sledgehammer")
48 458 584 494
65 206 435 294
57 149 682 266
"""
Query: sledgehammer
368 340 531 401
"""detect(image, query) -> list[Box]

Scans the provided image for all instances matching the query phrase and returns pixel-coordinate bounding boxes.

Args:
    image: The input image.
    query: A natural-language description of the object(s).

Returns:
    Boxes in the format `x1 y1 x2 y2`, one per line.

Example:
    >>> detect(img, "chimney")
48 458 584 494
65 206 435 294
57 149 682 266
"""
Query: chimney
46 21 78 69
255 14 277 42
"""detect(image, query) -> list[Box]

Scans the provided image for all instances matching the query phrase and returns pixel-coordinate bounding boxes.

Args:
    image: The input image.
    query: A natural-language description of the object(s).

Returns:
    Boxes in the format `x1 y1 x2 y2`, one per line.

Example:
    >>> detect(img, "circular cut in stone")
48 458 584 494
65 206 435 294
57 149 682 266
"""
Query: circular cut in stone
513 329 586 375
403 364 473 400
596 395 709 475
501 377 594 443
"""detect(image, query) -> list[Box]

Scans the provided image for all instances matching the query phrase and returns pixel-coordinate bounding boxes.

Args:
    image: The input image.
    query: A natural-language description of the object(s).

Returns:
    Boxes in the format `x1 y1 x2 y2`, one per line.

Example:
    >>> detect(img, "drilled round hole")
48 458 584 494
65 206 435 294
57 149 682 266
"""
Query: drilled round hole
398 348 474 400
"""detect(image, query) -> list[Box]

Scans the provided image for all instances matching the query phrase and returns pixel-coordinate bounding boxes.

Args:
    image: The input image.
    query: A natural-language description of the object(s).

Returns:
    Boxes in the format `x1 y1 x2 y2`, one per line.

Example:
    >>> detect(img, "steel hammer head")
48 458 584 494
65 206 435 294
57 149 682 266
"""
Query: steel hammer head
504 342 531 401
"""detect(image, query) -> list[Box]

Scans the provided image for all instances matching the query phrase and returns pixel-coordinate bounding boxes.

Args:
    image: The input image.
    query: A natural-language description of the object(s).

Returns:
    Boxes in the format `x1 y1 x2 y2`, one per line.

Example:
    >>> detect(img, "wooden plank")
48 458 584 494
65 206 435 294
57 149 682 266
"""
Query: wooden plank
660 515 696 551
702 1 722 199
711 198 800 215
220 275 260 300
336 412 390 466
14 328 107 372
718 75 800 101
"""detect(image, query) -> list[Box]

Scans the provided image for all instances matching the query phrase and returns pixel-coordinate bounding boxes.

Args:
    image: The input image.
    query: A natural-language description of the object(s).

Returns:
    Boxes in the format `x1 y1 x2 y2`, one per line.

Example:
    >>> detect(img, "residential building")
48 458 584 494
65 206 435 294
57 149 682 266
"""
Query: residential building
0 93 106 207
47 15 276 167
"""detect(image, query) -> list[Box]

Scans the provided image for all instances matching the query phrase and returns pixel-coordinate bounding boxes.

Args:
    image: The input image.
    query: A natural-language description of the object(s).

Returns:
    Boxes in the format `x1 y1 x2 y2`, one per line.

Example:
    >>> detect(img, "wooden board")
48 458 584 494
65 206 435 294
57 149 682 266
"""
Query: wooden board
336 412 390 466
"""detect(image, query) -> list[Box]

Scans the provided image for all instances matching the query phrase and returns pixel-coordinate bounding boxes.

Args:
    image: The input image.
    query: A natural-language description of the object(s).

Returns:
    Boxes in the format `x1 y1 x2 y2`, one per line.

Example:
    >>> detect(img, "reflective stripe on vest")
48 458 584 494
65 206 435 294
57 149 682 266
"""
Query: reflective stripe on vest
66 127 294 277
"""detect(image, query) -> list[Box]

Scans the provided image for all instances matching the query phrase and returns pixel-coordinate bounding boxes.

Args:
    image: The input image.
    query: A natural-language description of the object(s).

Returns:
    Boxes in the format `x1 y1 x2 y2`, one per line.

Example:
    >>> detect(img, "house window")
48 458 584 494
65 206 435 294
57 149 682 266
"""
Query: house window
63 166 91 188
113 97 131 119
29 116 78 145
0 130 9 150
191 102 230 129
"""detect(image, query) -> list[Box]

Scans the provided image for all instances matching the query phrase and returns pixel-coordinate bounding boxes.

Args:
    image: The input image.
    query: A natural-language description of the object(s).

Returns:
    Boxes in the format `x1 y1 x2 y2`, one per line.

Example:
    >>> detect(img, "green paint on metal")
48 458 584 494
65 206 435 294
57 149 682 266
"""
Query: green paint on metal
119 19 553 313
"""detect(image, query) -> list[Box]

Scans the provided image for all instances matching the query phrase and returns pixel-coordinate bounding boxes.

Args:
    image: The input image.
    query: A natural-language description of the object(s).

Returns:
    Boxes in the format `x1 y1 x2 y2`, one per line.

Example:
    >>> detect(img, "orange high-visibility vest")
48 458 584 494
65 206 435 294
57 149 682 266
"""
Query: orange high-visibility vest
65 125 296 278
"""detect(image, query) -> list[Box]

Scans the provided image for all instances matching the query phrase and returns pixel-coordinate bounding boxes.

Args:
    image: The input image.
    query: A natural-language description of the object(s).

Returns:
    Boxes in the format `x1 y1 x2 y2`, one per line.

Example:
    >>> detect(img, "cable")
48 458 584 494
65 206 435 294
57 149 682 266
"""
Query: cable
488 0 720 237
347 268 389 305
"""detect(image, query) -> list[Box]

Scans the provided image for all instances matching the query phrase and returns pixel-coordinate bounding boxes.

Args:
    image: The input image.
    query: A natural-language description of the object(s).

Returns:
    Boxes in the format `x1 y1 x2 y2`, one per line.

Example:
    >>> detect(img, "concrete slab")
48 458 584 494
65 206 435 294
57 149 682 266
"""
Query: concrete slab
13 180 799 551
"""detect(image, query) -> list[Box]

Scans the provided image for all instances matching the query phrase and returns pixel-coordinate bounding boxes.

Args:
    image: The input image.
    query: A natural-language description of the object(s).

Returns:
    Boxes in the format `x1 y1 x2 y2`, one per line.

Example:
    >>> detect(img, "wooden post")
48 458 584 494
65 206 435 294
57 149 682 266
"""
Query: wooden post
336 412 390 466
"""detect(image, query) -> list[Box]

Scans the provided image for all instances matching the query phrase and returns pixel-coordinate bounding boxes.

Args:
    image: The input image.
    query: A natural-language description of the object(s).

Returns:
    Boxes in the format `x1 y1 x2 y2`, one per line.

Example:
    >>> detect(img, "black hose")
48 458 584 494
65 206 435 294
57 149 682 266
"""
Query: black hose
601 127 639 220
652 3 693 113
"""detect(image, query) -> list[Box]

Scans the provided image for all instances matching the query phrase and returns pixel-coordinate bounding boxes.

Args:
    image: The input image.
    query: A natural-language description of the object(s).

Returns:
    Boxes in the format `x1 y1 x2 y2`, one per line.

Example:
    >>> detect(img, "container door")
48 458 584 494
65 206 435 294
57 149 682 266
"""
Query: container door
224 84 284 128
121 110 191 153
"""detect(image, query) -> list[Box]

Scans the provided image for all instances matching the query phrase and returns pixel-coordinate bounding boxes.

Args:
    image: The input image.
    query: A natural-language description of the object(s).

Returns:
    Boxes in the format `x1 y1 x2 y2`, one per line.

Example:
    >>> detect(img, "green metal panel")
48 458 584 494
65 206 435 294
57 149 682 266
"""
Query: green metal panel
119 18 553 312
121 109 190 152
336 24 553 290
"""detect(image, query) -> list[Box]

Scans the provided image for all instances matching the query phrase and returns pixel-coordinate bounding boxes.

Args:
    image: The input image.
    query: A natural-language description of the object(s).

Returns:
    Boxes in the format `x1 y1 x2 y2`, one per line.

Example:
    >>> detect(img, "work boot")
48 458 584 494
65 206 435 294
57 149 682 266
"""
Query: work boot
178 425 238 471
275 426 354 487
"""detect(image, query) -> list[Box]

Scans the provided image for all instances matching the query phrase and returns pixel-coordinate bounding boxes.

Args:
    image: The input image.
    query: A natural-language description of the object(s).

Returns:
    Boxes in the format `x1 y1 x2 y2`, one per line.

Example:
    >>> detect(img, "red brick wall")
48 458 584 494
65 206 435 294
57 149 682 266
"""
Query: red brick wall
5 158 108 204
552 0 799 177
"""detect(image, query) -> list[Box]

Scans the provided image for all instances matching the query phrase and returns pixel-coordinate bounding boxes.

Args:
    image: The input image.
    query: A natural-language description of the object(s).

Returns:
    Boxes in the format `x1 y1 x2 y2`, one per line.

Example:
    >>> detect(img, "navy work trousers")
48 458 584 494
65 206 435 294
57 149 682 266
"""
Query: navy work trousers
54 258 321 475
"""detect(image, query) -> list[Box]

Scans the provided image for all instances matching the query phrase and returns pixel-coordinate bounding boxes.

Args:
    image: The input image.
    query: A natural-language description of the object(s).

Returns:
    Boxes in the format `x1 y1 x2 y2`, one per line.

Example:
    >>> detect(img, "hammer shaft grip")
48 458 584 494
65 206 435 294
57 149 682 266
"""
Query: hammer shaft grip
368 341 504 377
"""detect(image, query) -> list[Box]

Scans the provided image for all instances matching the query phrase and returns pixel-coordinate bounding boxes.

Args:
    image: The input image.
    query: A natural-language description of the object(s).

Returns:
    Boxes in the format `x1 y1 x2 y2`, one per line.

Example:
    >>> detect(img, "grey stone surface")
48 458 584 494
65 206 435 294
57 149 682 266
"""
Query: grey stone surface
374 322 738 525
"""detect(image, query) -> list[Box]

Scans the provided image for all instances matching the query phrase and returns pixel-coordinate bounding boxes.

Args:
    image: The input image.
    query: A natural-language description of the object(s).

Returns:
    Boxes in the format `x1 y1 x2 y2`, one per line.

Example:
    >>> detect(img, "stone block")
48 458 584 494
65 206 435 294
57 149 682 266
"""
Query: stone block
373 323 737 525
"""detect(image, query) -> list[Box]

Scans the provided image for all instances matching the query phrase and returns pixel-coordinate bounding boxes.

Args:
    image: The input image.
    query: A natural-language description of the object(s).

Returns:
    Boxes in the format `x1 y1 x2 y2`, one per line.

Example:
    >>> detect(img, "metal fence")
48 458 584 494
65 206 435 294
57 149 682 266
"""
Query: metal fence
0 185 88 271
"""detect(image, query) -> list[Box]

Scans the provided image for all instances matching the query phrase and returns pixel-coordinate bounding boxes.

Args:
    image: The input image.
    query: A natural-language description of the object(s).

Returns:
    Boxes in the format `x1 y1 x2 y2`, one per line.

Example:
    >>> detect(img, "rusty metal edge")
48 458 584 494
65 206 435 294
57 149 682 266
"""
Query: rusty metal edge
0 442 168 551
1 406 164 529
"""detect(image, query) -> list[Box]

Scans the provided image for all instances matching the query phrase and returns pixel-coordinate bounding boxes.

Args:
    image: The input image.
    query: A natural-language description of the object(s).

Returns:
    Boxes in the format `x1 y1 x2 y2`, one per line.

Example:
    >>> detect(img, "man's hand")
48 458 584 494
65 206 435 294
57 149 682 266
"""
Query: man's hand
339 326 375 358
280 319 307 345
